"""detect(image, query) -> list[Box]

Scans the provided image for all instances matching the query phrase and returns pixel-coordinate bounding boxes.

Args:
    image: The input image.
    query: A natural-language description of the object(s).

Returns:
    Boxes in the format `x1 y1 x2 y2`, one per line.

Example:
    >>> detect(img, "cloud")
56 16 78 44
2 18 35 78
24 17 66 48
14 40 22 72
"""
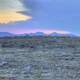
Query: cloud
0 0 32 24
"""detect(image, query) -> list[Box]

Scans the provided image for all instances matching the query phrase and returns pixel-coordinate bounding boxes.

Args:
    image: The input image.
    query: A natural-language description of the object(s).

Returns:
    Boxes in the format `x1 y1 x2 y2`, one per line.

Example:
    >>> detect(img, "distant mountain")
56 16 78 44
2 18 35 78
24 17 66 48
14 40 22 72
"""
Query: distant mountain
28 32 76 37
49 32 75 37
15 33 28 36
0 32 14 37
30 32 46 36
0 32 76 37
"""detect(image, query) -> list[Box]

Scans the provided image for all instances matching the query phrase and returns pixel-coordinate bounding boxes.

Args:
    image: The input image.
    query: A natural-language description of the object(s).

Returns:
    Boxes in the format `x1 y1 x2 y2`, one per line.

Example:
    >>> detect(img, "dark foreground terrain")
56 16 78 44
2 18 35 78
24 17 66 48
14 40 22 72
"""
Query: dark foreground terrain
0 36 80 80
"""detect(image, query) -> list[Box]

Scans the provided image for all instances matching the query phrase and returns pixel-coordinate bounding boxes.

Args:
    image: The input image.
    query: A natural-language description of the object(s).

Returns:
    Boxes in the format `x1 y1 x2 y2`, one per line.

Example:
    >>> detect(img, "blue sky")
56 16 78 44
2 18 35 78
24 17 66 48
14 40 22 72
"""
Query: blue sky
0 0 80 35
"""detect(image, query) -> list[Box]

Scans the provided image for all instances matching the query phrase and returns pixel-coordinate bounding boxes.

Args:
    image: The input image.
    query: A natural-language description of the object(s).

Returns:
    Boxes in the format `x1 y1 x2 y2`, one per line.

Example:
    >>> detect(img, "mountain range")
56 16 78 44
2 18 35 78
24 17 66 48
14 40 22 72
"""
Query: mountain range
0 32 14 37
0 32 76 37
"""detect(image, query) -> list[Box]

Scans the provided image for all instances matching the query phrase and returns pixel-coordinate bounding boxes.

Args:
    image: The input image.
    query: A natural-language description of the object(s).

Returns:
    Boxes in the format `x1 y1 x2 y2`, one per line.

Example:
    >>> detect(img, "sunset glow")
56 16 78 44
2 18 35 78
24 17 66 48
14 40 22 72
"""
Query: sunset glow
0 11 31 24
0 0 32 24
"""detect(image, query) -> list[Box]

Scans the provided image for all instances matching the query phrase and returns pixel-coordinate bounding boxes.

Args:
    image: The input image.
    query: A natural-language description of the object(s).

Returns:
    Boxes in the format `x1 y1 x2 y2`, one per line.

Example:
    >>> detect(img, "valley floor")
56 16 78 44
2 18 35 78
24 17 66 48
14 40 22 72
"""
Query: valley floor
0 37 79 80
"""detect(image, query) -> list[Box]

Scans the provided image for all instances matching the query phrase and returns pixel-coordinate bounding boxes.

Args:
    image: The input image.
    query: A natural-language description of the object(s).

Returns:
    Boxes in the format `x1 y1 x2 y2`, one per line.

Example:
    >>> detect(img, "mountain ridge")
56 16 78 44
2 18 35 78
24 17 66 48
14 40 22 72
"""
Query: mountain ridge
0 32 76 37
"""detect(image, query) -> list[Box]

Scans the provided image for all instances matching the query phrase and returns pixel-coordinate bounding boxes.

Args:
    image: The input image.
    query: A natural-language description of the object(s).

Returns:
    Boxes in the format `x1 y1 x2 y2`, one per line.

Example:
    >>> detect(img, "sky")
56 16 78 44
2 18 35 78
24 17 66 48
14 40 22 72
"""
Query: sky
0 0 80 35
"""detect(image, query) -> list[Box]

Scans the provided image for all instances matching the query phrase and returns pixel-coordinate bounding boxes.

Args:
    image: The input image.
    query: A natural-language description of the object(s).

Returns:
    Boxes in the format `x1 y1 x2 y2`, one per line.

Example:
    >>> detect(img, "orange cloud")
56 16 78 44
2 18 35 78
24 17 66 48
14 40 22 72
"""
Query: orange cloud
0 0 32 24
0 11 32 24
